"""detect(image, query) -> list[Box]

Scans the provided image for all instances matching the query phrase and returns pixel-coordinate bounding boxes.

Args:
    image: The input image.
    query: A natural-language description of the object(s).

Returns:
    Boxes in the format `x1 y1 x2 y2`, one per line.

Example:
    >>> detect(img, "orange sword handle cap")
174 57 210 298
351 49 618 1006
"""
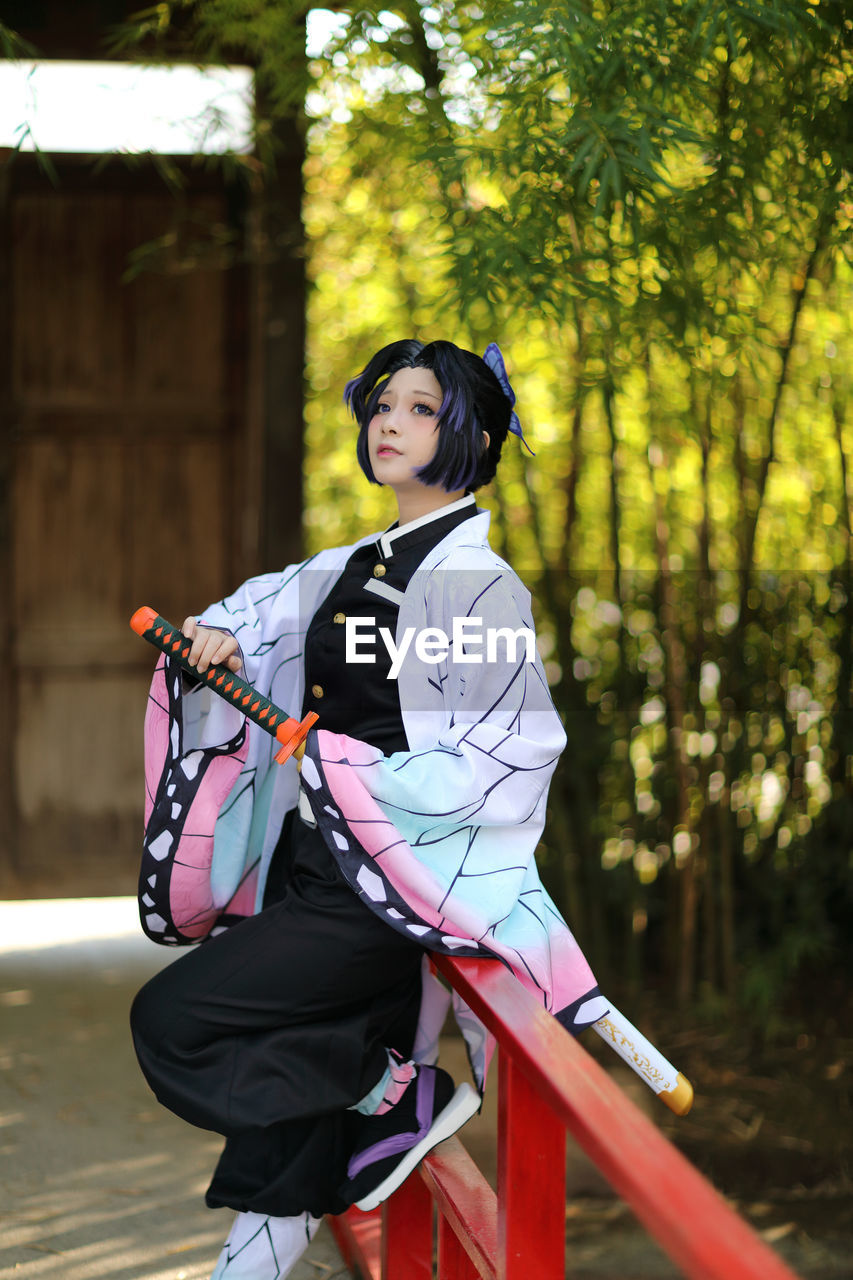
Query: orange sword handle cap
130 605 159 636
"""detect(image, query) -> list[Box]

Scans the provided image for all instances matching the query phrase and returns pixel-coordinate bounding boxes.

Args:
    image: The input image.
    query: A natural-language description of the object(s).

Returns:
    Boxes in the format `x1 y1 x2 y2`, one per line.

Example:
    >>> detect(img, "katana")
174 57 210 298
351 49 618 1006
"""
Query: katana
130 606 317 765
130 604 693 1116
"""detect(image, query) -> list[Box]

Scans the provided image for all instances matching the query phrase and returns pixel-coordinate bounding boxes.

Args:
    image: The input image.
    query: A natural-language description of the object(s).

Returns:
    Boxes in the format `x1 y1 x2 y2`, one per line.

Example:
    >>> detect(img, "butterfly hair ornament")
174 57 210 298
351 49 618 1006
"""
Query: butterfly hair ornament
483 342 535 456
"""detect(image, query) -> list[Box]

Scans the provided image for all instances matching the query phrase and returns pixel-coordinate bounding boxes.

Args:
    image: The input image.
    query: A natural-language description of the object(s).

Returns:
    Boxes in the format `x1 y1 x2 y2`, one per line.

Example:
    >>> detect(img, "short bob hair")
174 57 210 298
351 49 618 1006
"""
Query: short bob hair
344 339 512 493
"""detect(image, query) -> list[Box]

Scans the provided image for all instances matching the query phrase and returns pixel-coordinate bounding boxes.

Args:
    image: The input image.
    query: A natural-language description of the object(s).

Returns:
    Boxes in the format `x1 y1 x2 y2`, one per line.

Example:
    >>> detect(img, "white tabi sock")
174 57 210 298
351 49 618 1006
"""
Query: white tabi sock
209 1210 321 1279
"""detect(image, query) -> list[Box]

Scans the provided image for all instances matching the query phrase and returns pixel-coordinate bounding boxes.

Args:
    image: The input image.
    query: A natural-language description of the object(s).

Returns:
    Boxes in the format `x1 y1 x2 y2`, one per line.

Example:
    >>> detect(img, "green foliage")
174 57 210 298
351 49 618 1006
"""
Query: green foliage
301 0 853 1020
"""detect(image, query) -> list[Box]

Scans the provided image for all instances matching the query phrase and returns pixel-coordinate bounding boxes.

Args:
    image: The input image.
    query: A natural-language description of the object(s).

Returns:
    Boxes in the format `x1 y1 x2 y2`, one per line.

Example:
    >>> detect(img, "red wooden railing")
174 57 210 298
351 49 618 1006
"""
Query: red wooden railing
329 953 802 1280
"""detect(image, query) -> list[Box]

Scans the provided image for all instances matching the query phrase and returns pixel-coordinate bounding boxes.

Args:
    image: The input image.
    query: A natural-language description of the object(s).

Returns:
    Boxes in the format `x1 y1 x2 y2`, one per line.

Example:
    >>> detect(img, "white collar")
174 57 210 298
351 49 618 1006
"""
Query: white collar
377 493 476 559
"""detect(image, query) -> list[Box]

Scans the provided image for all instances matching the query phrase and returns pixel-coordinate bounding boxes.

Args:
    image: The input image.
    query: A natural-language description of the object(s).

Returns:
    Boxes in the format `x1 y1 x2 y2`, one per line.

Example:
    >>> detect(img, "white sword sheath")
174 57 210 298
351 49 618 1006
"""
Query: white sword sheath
592 1004 694 1115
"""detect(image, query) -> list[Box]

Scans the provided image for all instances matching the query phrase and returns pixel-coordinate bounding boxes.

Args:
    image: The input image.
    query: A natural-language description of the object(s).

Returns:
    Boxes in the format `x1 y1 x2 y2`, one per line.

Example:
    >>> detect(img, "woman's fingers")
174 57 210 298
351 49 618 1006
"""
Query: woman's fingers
201 634 238 674
182 617 207 669
188 625 213 671
212 635 240 671
182 623 240 674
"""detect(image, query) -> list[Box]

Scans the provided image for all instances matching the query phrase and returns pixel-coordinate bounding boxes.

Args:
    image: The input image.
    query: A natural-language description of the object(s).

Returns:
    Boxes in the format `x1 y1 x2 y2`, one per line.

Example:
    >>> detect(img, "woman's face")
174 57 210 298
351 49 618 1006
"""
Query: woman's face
367 366 444 493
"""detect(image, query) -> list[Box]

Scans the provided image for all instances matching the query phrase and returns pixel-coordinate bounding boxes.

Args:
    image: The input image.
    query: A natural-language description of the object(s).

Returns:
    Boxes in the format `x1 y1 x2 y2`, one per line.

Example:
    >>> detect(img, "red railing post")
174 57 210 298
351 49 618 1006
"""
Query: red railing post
419 1135 498 1278
382 1160 433 1280
438 1213 482 1279
497 1050 566 1280
328 1207 381 1280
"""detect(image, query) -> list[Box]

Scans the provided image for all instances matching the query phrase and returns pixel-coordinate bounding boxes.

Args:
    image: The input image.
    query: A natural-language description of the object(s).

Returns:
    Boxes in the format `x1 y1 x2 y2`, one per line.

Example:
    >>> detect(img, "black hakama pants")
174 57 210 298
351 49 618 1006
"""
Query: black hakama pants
130 813 425 1217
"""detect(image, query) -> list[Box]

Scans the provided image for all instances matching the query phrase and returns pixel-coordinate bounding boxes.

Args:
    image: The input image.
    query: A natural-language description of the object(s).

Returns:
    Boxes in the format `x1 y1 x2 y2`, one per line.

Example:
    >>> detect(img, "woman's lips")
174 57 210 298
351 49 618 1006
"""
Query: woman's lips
376 445 401 456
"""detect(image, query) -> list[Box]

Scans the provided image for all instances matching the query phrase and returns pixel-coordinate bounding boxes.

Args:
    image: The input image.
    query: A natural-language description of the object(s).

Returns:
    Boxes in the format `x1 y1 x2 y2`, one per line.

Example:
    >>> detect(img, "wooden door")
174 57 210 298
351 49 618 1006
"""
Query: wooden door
0 157 258 895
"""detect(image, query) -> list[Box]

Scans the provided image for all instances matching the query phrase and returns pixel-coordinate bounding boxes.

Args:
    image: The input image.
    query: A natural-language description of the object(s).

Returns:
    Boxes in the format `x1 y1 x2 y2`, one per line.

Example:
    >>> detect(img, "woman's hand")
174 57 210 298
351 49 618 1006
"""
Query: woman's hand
181 618 243 675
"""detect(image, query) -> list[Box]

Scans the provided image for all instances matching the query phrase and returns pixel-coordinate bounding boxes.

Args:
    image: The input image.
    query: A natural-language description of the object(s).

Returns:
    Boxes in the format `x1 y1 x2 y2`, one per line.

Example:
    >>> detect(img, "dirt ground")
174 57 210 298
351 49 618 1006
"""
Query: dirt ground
0 899 850 1280
0 900 348 1280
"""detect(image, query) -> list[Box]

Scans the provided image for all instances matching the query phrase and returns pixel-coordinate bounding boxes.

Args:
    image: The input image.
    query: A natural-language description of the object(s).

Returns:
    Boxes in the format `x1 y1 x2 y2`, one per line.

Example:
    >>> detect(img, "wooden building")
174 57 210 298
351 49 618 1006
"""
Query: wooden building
0 2 306 894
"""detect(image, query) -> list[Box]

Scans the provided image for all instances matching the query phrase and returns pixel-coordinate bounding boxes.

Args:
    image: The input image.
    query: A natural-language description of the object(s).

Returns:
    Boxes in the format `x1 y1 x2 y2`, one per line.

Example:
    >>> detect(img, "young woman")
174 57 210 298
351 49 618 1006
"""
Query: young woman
130 339 603 1279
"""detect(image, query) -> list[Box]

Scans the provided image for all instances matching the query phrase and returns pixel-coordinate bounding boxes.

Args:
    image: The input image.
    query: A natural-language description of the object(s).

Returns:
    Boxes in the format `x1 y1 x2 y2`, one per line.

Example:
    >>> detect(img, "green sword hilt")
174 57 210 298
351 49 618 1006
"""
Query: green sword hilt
130 605 318 764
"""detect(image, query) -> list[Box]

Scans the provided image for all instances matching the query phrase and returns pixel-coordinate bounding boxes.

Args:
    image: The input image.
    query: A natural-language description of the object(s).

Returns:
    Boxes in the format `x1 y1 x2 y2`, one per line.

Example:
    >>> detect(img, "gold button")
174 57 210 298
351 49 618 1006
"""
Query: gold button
373 564 386 578
311 684 324 698
333 612 346 624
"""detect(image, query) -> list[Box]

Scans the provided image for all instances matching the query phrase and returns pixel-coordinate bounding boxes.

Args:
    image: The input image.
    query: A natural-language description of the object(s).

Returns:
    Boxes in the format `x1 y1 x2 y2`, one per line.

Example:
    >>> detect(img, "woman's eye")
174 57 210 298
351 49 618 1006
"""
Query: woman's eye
375 402 390 414
413 402 435 415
